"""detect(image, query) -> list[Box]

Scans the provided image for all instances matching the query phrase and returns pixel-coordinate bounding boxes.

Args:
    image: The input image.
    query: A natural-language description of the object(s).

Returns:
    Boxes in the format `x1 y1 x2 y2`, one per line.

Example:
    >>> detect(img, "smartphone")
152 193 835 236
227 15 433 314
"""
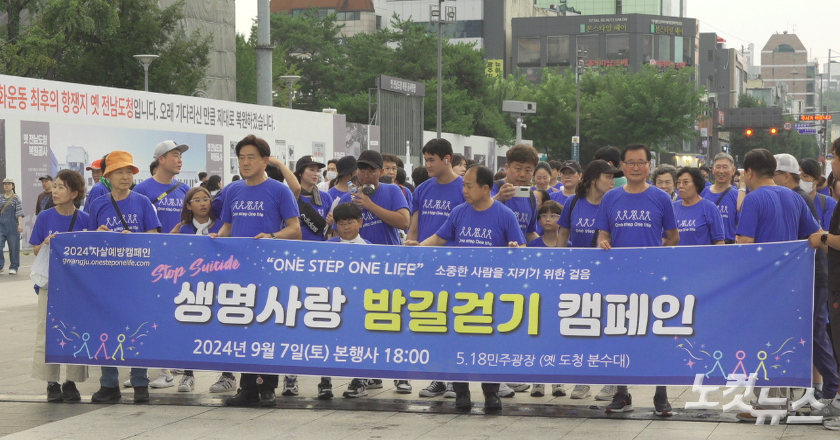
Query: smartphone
513 186 531 198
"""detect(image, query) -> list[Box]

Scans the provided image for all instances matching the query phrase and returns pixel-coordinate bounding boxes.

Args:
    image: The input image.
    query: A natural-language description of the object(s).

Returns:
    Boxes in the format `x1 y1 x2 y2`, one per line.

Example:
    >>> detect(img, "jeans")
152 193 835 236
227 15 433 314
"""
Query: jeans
0 225 20 270
100 366 149 388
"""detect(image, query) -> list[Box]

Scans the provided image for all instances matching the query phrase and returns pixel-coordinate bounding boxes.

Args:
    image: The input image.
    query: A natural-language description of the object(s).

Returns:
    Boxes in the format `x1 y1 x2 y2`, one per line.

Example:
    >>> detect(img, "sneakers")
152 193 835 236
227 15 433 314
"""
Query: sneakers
531 384 545 397
497 383 516 398
149 370 175 388
484 392 502 411
507 383 530 392
595 385 617 401
653 393 672 416
605 391 634 413
735 404 787 422
47 382 62 402
343 378 368 398
365 379 383 389
8 268 17 275
811 399 840 418
225 388 258 406
61 381 81 402
123 378 132 388
177 375 195 392
443 382 456 398
259 389 276 407
91 386 121 403
133 386 150 403
209 374 237 393
318 378 333 400
455 390 472 410
552 384 567 397
570 385 591 399
394 380 412 394
171 369 185 375
419 381 447 397
282 376 299 396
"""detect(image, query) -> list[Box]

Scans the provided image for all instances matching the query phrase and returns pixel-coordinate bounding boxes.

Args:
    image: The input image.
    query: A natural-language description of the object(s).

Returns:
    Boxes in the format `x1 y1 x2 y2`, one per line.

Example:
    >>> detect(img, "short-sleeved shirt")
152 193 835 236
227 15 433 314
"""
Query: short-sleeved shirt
88 191 161 233
132 178 189 234
814 193 838 231
337 183 409 245
299 190 334 242
527 236 552 247
211 180 243 219
435 201 526 247
700 186 740 242
397 185 413 214
736 185 820 243
177 221 222 235
827 201 840 291
490 179 537 238
549 190 572 207
29 208 89 245
411 176 466 243
559 195 600 248
221 178 299 238
594 185 677 247
326 236 371 244
672 199 725 246
83 182 108 214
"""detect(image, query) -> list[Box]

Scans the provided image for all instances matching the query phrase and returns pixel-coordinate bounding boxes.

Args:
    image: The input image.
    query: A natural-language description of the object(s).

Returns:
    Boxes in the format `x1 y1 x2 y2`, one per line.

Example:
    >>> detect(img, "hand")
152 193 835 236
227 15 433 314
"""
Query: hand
96 225 110 232
325 212 334 226
209 233 219 239
809 231 825 249
254 233 274 240
42 233 57 247
404 240 419 246
494 183 516 202
17 225 23 234
598 239 612 250
507 241 520 247
120 229 131 234
351 191 374 210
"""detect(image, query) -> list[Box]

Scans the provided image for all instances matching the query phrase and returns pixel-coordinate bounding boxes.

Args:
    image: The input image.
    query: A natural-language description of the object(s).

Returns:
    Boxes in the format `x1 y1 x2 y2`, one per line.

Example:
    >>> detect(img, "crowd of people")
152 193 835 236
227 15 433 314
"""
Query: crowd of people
12 134 840 420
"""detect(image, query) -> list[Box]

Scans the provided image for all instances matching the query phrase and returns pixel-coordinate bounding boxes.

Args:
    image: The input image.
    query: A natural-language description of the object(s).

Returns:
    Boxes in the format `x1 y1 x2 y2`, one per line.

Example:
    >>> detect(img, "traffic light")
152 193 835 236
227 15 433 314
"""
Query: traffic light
769 127 778 135
745 128 754 137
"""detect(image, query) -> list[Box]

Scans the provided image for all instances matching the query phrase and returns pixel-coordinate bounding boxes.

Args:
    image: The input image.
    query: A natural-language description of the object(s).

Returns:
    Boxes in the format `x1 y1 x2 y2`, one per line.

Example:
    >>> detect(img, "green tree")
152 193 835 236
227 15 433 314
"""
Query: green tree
728 93 820 161
235 32 257 104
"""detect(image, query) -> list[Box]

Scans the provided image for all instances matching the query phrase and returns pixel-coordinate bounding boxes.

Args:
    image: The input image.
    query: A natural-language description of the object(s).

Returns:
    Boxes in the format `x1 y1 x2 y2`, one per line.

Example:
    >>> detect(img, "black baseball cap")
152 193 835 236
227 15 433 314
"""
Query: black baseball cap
357 150 383 169
295 155 325 174
583 160 621 181
336 155 357 177
560 160 583 173
38 175 53 181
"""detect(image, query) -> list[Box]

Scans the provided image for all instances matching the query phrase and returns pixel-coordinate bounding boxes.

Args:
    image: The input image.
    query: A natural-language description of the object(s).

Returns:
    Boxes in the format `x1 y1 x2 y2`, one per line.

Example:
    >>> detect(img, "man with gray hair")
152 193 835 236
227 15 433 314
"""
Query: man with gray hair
700 153 740 244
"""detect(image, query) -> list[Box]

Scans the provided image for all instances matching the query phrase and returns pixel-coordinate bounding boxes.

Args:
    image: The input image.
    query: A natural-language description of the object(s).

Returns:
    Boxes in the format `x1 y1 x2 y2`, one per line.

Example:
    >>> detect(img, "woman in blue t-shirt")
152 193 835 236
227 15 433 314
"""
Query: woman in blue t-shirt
673 167 725 246
558 160 620 249
29 169 90 403
295 156 334 242
801 158 838 230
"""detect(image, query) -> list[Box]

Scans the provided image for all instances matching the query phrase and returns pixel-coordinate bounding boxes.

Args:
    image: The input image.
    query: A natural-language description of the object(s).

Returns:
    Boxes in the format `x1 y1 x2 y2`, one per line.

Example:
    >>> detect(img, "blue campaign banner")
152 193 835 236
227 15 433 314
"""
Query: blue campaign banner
46 232 815 387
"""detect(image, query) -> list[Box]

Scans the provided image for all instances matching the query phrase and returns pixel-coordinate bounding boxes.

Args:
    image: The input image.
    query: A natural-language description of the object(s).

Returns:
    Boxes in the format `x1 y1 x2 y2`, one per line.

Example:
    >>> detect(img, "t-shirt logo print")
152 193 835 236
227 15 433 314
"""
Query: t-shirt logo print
232 200 265 211
459 226 493 240
678 219 697 228
615 210 651 222
106 214 138 228
576 218 596 228
423 199 452 211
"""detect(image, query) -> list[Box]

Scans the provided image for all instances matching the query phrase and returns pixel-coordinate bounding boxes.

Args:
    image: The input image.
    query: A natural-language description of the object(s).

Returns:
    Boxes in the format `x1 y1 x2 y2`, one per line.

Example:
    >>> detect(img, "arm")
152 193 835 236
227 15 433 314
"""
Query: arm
354 192 410 229
211 222 232 238
525 231 539 242
269 157 300 198
419 234 446 247
272 217 302 240
597 230 611 250
493 183 516 202
712 240 725 245
736 235 755 244
169 222 185 234
406 211 420 242
557 227 571 247
663 228 679 247
736 189 746 212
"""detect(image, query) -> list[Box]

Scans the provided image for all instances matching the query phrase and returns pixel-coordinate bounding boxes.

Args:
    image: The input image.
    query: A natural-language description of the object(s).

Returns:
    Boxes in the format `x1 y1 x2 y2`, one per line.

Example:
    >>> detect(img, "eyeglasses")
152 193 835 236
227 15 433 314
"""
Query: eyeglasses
190 198 211 204
336 221 358 227
539 214 560 220
622 161 649 168
383 166 398 172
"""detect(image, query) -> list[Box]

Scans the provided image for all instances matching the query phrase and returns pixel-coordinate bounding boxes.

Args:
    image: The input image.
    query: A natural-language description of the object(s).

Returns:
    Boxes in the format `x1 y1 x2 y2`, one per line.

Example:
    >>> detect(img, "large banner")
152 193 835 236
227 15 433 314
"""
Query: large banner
46 233 815 387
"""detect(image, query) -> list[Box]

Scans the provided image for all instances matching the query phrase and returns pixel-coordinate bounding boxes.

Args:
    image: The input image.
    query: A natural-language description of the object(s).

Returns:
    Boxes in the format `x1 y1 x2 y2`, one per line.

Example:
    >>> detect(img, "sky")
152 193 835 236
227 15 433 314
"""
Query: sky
234 0 840 70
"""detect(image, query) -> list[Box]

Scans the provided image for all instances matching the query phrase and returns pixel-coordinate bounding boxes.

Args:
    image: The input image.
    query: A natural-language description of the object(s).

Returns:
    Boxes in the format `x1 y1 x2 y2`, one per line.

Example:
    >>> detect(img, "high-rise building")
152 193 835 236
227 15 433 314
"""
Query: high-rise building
534 0 686 17
760 32 817 114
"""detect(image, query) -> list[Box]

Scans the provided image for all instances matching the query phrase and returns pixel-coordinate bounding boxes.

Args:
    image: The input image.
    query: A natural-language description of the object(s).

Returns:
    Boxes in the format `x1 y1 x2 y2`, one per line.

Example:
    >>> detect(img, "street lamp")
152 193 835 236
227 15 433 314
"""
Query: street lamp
825 49 840 157
279 75 301 109
133 54 159 92
431 2 456 139
574 46 587 162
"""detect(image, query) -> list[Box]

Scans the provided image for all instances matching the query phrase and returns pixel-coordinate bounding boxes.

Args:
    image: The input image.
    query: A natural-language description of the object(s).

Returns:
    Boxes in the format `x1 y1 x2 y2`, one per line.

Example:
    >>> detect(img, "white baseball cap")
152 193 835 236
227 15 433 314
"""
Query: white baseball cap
774 153 799 175
153 140 189 159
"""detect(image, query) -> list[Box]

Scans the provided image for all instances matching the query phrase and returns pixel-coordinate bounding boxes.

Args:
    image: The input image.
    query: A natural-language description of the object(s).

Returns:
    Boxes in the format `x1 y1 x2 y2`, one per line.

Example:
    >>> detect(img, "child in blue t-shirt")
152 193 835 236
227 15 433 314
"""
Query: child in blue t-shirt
528 201 563 247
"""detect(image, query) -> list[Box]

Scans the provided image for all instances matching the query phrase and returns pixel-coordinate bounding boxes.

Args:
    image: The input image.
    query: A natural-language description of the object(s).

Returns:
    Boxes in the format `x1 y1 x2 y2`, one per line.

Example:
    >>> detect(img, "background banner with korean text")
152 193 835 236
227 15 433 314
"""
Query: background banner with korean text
46 233 815 386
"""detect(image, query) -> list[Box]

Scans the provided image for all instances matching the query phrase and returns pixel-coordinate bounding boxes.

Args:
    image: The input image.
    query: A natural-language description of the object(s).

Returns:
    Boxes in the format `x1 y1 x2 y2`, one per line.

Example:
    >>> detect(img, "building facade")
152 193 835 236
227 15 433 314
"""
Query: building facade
270 0 377 38
698 33 747 111
535 0 687 17
760 32 817 114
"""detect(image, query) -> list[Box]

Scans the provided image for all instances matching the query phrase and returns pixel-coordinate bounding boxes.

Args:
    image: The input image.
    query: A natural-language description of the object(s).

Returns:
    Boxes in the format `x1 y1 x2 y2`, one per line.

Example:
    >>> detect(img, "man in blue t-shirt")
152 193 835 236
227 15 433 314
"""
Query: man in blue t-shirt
594 143 678 417
406 138 465 246
415 165 524 412
336 150 410 245
83 158 108 213
490 144 539 243
700 153 740 243
133 141 190 234
215 135 301 408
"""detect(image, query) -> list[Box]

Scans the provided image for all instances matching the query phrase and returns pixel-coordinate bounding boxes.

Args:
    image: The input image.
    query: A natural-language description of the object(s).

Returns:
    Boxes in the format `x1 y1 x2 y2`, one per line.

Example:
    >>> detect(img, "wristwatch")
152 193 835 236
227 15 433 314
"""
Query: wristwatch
821 233 830 245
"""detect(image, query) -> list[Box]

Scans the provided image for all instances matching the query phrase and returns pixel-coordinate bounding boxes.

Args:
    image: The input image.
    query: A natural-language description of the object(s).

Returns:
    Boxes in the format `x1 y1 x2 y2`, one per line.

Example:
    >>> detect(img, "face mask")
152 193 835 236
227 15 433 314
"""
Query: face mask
799 180 814 193
325 171 337 181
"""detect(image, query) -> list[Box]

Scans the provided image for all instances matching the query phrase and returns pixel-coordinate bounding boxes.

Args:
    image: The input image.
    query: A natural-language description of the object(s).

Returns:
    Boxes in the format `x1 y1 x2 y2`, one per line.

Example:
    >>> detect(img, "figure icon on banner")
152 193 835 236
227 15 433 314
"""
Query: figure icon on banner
94 333 111 360
731 350 748 378
754 351 769 380
73 332 92 359
705 350 726 379
112 334 126 361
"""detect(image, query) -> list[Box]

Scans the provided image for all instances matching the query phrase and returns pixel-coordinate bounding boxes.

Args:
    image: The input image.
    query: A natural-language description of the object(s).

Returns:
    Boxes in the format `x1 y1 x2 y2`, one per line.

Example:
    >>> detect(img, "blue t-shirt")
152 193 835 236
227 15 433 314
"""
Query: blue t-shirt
88 191 162 233
132 178 189 234
700 186 740 242
177 220 223 235
299 190 334 242
411 176 466 243
327 186 347 204
337 183 409 245
552 182 564 192
527 236 552 247
211 180 244 219
736 185 820 243
818 185 831 197
83 182 108 214
672 199 725 246
221 179 299 238
397 185 413 214
326 236 372 244
594 185 677 247
435 201 526 247
490 180 537 238
549 190 571 207
814 193 837 231
29 208 90 245
559 195 600 248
